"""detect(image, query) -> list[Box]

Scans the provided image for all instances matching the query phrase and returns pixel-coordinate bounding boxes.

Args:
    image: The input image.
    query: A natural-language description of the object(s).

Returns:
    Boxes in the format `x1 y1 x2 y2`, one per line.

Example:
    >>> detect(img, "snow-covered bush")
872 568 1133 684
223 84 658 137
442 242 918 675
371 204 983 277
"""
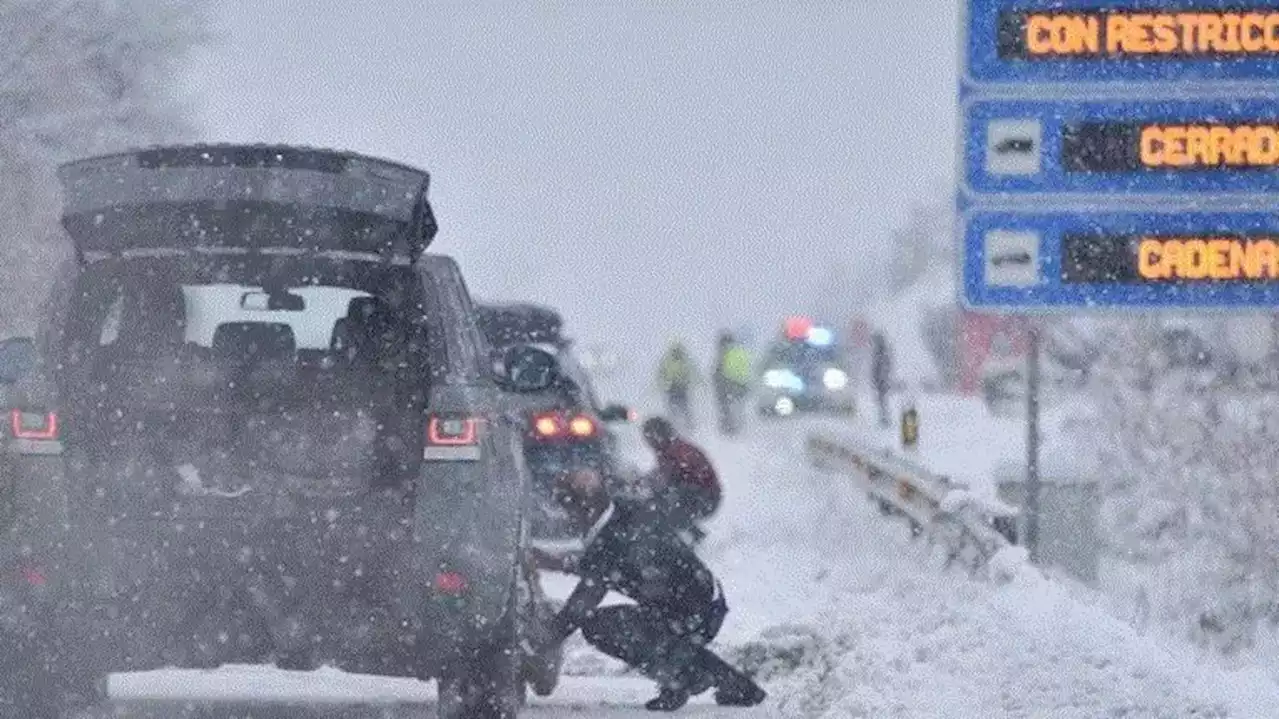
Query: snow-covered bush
0 0 206 336
1068 315 1279 657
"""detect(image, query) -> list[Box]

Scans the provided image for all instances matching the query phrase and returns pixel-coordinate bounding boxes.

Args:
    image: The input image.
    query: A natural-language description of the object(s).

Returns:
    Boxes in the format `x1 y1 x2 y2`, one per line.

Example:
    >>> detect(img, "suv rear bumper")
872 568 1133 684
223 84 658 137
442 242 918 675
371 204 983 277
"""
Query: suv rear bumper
5 453 525 682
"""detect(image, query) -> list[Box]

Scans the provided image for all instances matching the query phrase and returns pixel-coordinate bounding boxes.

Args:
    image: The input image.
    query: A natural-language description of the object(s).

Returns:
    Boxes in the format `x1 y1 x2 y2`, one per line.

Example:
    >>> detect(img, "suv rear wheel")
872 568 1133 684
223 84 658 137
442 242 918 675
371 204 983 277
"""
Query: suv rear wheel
0 627 101 719
435 558 526 719
436 612 523 719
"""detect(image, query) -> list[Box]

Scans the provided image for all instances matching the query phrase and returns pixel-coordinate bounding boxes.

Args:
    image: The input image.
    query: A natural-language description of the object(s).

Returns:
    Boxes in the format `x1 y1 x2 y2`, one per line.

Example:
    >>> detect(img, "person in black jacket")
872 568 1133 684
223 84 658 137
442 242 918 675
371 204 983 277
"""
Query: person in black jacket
530 468 766 712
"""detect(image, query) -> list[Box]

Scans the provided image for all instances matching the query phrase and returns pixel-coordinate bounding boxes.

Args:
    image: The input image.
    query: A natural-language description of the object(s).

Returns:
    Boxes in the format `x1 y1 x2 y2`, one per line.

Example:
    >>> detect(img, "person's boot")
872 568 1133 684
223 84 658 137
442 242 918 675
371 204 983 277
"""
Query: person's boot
523 638 562 697
714 673 767 707
644 671 714 711
644 686 692 712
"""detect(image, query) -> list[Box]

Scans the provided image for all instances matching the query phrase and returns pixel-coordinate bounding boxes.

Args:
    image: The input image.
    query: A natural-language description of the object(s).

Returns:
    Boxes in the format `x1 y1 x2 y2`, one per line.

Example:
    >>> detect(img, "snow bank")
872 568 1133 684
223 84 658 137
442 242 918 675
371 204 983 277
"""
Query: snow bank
678 419 1278 718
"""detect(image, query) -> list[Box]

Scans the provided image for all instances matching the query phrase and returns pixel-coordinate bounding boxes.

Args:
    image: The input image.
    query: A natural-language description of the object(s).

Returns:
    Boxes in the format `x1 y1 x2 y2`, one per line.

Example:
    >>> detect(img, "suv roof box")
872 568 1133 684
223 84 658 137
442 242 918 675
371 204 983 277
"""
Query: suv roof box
57 144 438 262
477 302 567 348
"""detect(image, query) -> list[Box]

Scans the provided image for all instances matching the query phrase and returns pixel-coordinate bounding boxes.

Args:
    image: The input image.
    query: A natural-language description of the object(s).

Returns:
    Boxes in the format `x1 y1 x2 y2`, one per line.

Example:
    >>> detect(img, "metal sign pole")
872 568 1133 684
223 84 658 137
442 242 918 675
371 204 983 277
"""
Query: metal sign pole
1024 321 1041 563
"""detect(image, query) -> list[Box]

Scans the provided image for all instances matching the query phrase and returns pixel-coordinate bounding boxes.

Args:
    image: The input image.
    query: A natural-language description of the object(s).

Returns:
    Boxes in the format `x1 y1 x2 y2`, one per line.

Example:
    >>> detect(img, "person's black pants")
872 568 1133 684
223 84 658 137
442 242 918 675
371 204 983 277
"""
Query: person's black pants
580 598 735 690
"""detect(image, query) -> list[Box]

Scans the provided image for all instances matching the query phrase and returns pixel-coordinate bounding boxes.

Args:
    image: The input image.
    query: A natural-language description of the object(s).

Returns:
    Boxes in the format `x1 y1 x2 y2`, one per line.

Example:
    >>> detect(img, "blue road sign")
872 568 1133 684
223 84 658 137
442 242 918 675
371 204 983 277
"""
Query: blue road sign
959 0 1278 311
962 208 1278 309
964 0 1279 87
962 97 1279 197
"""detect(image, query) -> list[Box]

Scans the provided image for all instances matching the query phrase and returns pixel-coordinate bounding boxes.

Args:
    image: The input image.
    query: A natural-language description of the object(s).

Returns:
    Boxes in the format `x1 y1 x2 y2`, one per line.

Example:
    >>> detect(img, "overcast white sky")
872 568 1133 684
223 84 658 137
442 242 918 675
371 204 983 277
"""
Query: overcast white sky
186 1 959 386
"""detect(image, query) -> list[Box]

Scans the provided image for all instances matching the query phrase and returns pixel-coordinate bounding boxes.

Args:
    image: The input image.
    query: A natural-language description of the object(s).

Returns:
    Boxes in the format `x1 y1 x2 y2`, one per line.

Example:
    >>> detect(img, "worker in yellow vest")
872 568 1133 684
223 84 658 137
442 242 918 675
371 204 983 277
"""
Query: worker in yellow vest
712 331 752 436
656 340 697 431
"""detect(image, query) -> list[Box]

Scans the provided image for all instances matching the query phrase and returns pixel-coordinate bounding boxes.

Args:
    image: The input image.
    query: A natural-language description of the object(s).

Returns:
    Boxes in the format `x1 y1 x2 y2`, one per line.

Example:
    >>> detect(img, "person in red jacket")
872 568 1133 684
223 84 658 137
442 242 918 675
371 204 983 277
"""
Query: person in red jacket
641 416 722 544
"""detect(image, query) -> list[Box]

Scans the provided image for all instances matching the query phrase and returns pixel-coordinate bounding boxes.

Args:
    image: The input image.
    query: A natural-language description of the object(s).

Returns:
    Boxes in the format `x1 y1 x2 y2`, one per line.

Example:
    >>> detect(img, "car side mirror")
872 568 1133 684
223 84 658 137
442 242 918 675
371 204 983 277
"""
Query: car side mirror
598 404 633 423
500 344 560 393
0 337 38 384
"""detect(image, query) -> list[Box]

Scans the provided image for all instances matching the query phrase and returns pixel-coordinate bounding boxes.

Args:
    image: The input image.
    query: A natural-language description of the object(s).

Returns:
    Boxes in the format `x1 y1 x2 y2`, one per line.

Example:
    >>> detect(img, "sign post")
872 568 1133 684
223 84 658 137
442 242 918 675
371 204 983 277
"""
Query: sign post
1024 323 1041 562
958 0 1279 559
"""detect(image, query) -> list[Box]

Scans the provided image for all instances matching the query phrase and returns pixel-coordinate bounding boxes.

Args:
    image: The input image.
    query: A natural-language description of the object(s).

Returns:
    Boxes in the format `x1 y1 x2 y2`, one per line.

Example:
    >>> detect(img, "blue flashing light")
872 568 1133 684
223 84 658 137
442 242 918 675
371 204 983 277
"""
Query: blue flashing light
806 327 834 346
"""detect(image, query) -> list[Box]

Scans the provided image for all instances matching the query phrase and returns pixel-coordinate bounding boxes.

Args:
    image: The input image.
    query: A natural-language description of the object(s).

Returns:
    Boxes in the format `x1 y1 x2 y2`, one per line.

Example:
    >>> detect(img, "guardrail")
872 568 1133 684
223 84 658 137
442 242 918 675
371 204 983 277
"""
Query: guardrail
806 431 1019 571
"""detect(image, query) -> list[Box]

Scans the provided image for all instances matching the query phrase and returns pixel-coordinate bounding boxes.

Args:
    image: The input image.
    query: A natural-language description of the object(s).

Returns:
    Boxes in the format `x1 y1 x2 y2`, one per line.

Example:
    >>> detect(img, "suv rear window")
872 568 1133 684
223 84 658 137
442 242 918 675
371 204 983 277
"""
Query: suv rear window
97 283 370 351
61 256 446 400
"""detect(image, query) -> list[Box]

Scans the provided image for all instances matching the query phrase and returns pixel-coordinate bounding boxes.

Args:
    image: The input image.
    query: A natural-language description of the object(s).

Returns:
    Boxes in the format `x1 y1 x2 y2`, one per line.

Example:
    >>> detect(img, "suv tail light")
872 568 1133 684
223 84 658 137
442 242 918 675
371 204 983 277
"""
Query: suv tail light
531 411 597 441
4 409 62 456
8 409 59 440
424 414 483 462
434 571 468 595
427 415 479 446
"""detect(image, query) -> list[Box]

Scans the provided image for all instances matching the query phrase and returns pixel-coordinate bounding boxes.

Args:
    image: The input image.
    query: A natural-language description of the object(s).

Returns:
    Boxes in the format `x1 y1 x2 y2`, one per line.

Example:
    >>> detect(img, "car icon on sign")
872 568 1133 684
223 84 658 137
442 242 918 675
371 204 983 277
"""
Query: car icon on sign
994 137 1034 155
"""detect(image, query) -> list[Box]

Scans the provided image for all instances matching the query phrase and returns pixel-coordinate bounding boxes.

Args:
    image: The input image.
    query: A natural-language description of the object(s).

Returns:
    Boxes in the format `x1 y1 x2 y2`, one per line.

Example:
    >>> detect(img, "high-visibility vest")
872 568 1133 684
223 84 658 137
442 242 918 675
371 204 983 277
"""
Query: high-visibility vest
718 346 752 385
659 354 692 387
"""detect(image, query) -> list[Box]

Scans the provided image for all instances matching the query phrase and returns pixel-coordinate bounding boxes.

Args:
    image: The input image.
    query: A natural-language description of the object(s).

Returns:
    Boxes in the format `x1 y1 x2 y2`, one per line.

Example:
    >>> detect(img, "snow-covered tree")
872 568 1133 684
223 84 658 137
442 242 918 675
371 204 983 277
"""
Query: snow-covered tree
886 204 951 295
0 0 206 336
1073 314 1279 656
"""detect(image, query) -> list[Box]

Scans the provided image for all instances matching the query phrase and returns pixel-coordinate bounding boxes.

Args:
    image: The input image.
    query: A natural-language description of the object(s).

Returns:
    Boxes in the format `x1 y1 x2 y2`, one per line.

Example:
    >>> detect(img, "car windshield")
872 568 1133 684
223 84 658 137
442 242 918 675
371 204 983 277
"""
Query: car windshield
764 341 844 374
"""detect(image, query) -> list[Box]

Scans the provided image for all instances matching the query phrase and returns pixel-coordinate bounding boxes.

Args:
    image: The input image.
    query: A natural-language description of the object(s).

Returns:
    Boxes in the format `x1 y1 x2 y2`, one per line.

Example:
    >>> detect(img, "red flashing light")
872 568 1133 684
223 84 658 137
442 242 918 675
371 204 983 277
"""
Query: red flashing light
9 409 58 441
427 415 479 446
434 571 468 595
784 316 813 340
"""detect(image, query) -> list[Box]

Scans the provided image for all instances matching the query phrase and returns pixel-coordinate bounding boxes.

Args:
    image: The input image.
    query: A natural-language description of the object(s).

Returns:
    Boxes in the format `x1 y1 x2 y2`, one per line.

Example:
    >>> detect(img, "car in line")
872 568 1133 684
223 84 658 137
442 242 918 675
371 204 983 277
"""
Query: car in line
757 317 857 418
477 301 637 538
0 144 562 719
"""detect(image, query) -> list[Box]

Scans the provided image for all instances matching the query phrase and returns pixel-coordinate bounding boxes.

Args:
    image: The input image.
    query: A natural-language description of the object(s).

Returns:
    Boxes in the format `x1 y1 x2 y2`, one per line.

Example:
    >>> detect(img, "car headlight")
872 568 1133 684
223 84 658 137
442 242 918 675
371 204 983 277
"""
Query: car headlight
763 369 804 391
773 396 796 416
822 368 848 390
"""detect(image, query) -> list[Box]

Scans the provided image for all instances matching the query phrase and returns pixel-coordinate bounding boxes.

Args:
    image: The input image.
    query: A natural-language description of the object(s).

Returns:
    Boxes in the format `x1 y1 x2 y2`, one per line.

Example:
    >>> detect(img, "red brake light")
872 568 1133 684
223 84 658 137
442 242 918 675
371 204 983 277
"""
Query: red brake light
434 571 468 595
427 415 479 446
19 565 47 587
567 415 596 438
9 409 58 441
532 412 564 438
532 411 597 440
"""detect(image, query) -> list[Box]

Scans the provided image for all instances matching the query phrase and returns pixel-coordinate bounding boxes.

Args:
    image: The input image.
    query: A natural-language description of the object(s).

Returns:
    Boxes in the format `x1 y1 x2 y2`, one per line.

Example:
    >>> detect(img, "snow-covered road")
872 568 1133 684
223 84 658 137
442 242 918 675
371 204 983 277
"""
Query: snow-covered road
106 672 763 717
103 412 1277 718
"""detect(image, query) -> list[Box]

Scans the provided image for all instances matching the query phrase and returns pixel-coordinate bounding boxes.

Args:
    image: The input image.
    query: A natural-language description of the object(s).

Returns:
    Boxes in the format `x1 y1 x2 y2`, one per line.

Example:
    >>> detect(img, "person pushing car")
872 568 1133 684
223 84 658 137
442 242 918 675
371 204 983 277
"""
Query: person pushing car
529 467 765 711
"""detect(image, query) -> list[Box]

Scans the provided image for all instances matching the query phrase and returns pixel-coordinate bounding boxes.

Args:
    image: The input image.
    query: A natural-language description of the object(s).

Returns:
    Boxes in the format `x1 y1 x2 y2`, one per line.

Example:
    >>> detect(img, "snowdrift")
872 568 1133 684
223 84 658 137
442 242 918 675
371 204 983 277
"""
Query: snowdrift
681 420 1278 719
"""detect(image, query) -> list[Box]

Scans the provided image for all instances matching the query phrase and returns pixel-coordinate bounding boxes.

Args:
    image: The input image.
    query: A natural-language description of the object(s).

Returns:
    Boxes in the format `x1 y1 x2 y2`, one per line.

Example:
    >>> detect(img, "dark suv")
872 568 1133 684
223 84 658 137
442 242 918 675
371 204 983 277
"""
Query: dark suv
477 303 635 538
0 145 560 719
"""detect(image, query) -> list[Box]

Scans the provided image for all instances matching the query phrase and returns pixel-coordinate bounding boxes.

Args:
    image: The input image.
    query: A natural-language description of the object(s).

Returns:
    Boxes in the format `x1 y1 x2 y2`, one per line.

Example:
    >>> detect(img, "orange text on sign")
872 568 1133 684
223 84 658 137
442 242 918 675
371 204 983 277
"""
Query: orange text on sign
1137 238 1279 281
1140 124 1280 168
1024 10 1279 57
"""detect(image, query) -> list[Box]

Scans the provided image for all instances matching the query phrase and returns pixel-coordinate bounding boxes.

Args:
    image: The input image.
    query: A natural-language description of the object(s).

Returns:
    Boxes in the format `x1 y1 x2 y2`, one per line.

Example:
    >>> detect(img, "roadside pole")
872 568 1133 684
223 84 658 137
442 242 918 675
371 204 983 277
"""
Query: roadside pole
1024 322 1041 564
900 397 919 454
